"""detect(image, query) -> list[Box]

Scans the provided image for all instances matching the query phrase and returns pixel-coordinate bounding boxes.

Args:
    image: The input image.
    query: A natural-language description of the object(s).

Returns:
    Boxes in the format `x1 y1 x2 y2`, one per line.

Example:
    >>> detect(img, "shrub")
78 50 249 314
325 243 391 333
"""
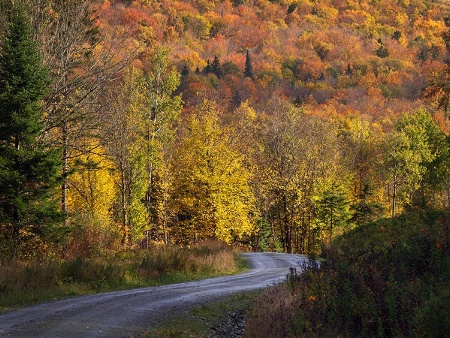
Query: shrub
244 210 450 337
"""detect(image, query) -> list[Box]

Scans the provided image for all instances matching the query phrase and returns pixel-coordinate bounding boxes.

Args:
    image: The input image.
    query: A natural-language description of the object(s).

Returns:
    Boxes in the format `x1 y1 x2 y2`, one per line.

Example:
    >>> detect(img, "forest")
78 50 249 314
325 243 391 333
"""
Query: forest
0 0 450 259
1 0 450 335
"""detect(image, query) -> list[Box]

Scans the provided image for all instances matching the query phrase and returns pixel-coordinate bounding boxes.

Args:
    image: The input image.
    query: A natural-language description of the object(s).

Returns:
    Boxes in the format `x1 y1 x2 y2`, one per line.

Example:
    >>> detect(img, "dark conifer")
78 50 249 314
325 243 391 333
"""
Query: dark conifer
293 96 303 107
203 59 212 74
376 38 389 58
231 90 242 109
212 55 223 78
181 63 189 77
0 4 64 258
244 49 254 79
346 63 353 76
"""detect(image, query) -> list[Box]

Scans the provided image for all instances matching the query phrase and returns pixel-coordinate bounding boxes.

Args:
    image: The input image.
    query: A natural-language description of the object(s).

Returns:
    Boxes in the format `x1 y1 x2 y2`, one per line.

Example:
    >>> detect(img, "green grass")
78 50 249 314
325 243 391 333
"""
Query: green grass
0 239 248 312
142 291 260 338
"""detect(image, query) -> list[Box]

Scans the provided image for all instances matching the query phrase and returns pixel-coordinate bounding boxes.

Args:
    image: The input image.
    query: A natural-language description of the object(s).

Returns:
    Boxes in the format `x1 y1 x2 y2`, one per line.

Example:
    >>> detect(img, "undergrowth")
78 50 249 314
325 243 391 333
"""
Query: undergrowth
0 239 244 311
244 209 450 337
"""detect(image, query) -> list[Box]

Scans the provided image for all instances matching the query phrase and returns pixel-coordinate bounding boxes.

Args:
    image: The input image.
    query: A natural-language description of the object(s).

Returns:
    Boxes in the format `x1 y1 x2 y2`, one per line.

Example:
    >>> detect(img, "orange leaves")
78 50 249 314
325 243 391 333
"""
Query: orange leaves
91 0 450 123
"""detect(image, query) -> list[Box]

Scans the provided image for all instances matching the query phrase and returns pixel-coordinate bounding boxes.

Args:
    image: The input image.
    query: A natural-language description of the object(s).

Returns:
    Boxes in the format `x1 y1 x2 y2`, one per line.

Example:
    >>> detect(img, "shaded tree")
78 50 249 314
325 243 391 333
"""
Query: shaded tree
315 183 351 243
101 68 149 246
212 55 223 79
144 47 182 237
381 110 436 216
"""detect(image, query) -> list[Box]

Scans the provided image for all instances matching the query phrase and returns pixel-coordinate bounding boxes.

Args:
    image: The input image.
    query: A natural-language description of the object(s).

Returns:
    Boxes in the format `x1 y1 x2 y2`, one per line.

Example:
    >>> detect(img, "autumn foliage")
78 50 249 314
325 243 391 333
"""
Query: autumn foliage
1 0 450 261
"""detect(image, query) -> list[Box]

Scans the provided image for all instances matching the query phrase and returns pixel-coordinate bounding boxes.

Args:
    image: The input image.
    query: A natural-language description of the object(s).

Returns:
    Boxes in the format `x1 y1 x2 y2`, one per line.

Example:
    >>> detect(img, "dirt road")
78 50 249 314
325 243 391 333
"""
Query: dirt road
0 252 308 337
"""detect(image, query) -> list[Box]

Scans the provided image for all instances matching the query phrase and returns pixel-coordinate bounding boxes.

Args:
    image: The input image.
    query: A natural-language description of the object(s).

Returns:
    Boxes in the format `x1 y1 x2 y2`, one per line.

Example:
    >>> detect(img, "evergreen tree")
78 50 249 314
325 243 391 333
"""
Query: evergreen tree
0 4 63 258
316 184 351 242
244 49 254 79
181 63 189 77
293 96 303 107
376 38 389 58
203 59 212 74
212 55 223 79
231 90 242 109
346 63 353 76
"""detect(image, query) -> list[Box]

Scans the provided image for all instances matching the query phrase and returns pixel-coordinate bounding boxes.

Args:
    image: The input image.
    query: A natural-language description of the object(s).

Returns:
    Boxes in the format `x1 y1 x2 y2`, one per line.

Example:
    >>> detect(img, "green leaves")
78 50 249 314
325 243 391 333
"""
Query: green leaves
0 4 63 259
381 109 443 216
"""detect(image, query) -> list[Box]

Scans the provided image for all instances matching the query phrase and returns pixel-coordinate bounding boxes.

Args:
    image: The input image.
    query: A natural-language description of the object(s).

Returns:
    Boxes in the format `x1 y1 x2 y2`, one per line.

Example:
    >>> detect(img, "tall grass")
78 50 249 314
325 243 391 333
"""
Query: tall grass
0 239 242 311
244 209 450 337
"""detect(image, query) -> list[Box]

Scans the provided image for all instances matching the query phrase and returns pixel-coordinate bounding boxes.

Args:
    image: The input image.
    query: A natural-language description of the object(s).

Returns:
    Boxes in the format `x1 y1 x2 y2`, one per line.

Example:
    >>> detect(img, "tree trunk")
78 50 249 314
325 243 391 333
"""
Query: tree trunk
61 121 68 225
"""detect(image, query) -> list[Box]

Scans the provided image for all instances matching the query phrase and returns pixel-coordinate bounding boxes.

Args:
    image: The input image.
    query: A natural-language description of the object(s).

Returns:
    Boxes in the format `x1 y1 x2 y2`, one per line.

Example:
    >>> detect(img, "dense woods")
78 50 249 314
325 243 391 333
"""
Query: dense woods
1 0 450 260
1 0 450 334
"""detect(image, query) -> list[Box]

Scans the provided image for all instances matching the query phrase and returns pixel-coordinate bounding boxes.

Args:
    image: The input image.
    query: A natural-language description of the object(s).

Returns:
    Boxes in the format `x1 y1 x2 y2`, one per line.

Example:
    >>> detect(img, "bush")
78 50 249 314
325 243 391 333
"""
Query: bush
244 210 450 337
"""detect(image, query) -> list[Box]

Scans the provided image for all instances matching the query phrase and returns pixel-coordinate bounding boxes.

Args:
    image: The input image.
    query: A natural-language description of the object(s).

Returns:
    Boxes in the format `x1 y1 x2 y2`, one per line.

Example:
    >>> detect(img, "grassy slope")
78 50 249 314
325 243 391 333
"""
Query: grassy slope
244 209 450 337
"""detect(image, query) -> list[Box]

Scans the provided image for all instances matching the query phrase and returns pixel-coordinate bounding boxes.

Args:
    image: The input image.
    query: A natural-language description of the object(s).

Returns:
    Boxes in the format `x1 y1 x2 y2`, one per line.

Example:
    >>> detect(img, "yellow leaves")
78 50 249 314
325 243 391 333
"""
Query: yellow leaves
138 25 156 45
67 144 116 227
412 18 446 47
191 14 212 40
173 101 256 243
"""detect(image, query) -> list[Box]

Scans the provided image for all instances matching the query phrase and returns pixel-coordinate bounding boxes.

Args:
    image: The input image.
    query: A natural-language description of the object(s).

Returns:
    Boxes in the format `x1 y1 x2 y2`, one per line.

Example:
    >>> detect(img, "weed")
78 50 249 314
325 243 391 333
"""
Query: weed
0 239 241 310
244 209 450 337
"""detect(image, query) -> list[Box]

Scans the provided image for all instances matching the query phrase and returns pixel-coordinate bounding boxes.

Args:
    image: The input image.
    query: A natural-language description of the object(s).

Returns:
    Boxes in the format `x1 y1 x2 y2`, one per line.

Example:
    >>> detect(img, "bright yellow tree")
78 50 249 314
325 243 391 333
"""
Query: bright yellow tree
172 100 255 244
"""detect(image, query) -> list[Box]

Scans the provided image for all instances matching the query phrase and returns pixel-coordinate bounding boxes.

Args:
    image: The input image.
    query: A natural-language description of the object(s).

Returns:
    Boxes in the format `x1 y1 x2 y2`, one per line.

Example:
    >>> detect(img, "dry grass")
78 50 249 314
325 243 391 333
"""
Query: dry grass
0 238 243 311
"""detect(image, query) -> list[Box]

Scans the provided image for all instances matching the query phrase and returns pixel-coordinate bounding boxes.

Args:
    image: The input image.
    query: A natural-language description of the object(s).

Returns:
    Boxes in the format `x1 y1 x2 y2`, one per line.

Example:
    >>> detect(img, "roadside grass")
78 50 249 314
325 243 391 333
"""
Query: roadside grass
0 239 248 312
244 209 450 337
143 291 260 338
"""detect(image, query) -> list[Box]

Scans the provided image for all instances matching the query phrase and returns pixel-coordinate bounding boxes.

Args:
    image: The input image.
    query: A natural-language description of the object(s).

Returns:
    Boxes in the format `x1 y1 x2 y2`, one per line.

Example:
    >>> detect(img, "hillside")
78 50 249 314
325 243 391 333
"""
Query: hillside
97 0 449 121
1 0 450 260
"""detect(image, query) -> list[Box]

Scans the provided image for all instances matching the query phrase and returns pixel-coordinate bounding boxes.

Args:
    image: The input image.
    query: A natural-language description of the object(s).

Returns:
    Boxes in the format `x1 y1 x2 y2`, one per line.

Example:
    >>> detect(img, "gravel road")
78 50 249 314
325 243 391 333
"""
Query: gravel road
0 252 308 337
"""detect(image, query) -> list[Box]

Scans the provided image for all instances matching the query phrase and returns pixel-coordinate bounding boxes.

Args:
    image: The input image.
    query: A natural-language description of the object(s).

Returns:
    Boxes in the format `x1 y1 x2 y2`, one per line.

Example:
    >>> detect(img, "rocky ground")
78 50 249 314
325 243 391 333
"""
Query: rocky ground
211 309 246 338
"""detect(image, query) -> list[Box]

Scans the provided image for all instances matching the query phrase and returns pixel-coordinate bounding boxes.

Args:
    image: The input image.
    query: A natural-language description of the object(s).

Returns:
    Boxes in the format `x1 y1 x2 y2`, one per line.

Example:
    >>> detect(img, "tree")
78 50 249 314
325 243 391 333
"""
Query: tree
350 184 384 226
257 97 343 254
181 64 189 77
172 100 255 244
424 14 450 117
381 110 437 216
102 67 149 246
0 4 63 258
315 183 351 243
24 0 132 221
144 47 182 238
203 59 213 74
375 38 390 58
244 49 254 79
212 55 223 79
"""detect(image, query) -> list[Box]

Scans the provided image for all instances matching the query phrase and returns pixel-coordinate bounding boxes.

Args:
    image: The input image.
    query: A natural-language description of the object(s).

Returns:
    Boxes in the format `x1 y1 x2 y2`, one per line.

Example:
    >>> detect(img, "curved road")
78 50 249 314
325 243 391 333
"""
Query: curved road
0 252 308 337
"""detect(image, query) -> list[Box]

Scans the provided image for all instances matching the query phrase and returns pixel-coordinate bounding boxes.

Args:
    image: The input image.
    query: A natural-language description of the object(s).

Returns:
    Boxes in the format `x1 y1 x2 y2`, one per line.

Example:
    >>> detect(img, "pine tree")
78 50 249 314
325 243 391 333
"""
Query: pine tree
376 38 389 58
346 63 353 76
203 59 212 74
244 49 254 79
181 63 189 77
212 55 223 79
0 4 63 258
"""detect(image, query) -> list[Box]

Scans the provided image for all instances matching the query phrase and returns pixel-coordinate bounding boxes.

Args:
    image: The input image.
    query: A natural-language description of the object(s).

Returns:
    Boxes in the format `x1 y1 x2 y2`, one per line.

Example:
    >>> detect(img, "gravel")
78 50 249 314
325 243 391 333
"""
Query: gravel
0 253 307 337
211 309 246 338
